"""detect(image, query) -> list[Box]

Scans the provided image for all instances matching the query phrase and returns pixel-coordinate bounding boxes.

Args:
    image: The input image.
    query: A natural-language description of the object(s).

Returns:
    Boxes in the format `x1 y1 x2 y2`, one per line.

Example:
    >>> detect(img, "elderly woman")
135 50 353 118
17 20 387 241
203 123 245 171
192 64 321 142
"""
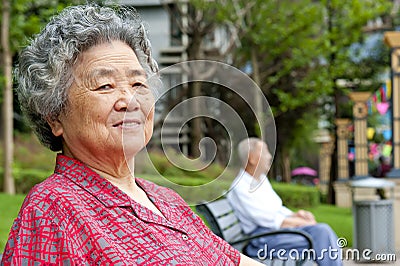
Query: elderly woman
1 4 261 265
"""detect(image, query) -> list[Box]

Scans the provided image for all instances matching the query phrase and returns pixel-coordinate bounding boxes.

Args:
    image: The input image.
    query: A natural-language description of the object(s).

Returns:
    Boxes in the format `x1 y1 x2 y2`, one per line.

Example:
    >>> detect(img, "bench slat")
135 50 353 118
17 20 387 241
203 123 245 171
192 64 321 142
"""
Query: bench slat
217 212 239 231
222 223 244 243
205 198 232 217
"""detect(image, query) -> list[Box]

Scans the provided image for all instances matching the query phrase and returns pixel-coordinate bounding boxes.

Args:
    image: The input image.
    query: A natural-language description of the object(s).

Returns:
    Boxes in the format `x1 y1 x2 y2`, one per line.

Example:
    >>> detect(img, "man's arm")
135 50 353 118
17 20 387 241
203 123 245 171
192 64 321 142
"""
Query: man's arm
280 210 316 228
293 209 316 223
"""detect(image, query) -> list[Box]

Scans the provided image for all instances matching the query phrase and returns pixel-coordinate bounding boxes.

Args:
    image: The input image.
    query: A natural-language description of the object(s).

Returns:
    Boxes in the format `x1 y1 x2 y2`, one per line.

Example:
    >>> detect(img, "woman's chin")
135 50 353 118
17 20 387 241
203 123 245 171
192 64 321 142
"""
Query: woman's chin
122 132 147 156
123 144 145 160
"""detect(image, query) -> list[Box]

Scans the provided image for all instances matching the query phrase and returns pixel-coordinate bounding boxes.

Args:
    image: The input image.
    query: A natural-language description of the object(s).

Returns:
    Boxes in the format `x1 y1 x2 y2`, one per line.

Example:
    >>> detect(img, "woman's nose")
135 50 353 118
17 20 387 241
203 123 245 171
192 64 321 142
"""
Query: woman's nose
114 88 140 112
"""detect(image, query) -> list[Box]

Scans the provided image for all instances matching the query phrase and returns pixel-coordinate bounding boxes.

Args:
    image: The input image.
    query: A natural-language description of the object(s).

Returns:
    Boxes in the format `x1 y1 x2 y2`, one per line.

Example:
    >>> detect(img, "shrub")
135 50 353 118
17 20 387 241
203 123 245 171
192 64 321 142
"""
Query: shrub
13 133 55 172
272 182 320 208
0 167 52 194
0 134 55 193
138 147 228 183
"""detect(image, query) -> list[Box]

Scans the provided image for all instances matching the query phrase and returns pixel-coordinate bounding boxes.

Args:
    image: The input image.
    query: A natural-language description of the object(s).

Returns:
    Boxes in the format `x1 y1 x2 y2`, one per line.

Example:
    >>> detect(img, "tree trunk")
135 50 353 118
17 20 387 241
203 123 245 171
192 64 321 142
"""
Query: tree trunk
191 81 202 158
2 0 15 194
187 25 203 159
251 48 265 140
281 149 292 183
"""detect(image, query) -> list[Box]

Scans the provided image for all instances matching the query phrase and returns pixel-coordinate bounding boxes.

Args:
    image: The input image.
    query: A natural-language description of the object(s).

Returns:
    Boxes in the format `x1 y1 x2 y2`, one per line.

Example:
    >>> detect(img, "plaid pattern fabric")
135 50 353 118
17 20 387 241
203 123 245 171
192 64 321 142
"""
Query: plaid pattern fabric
1 154 240 265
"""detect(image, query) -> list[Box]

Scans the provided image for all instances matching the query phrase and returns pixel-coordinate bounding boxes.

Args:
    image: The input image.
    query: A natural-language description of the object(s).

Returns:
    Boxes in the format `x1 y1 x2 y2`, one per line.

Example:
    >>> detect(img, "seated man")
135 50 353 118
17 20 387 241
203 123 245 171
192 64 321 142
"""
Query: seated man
227 137 342 266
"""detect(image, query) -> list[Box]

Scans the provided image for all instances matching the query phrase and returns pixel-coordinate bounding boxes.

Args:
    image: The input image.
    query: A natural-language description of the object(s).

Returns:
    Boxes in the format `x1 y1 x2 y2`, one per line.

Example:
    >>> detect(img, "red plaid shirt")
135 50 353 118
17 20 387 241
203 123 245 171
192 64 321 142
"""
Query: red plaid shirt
2 154 240 265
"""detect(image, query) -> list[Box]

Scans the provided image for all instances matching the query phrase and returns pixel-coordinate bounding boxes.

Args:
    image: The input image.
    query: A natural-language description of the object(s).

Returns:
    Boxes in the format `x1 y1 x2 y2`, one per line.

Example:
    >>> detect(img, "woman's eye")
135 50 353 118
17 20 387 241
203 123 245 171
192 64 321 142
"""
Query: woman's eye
96 84 113 91
133 82 150 94
133 82 145 88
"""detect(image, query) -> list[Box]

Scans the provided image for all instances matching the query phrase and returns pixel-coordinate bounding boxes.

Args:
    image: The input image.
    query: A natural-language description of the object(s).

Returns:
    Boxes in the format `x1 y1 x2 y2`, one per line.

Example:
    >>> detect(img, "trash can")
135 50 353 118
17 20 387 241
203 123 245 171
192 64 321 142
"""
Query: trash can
349 177 395 258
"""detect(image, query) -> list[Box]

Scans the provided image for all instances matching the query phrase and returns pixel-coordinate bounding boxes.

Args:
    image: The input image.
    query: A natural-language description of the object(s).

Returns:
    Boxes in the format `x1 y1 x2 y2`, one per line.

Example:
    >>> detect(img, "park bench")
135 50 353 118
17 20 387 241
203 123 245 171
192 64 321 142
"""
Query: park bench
196 198 315 265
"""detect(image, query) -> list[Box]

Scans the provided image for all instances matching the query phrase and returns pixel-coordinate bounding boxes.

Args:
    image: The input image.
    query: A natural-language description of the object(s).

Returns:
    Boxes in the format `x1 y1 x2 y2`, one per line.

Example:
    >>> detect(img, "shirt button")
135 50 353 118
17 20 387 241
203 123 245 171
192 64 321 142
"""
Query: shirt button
182 234 189 241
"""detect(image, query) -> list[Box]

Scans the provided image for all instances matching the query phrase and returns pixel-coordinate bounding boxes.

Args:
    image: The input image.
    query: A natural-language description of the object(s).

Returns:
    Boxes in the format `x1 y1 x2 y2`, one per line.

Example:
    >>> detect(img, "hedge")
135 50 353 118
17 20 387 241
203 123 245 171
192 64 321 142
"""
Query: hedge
272 182 320 208
0 167 51 194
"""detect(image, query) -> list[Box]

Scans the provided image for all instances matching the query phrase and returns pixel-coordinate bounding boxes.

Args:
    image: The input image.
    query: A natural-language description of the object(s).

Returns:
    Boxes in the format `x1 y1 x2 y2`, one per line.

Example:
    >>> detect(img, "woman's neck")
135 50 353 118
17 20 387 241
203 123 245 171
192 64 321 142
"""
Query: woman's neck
89 162 138 195
93 166 165 218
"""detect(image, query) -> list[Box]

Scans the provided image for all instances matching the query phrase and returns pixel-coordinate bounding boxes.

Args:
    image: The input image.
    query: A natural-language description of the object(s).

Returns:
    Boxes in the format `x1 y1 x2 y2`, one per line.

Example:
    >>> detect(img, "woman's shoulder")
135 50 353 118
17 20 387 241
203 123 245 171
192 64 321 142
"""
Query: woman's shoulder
20 173 77 215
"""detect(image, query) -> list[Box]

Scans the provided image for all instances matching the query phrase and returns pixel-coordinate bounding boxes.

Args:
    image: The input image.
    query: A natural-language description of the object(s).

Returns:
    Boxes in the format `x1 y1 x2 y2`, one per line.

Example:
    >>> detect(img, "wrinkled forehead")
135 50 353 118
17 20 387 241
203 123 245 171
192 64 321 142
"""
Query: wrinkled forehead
71 41 147 79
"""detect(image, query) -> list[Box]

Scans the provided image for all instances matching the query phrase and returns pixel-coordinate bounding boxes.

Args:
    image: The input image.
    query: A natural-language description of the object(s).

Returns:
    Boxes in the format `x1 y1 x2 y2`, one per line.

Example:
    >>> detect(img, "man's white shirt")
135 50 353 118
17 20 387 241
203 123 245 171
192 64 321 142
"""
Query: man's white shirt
226 169 293 234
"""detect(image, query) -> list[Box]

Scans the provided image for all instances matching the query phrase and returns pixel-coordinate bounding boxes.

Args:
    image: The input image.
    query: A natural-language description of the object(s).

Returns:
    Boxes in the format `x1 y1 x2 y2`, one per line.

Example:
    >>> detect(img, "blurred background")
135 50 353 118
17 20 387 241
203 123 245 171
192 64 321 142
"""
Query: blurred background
2 0 400 255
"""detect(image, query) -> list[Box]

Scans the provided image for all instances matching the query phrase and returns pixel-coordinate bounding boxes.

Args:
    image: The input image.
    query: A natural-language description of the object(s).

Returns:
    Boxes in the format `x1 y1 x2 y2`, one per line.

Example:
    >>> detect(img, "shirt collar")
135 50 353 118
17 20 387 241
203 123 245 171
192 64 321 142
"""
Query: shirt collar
234 168 268 192
54 154 131 207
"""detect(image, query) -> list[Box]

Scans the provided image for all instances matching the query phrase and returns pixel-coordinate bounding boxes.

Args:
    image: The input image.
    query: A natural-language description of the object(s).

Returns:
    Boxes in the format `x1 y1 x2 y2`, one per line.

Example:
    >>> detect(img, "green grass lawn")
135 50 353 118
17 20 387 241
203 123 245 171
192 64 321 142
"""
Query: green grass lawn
0 193 25 252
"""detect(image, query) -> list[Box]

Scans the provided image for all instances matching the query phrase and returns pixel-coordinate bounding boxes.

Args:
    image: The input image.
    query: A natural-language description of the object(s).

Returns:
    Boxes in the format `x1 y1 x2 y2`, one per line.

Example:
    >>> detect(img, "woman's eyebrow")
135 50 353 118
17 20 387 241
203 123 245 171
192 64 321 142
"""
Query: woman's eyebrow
126 69 147 78
88 68 116 79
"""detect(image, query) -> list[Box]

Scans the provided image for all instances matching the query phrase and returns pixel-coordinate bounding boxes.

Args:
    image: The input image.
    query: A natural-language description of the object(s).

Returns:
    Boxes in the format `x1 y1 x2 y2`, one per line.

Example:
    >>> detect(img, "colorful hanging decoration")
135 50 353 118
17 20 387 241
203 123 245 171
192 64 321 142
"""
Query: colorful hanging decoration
365 80 393 161
367 127 375 140
348 147 355 161
382 143 392 157
383 129 392 141
369 143 379 157
368 81 392 115
376 102 390 115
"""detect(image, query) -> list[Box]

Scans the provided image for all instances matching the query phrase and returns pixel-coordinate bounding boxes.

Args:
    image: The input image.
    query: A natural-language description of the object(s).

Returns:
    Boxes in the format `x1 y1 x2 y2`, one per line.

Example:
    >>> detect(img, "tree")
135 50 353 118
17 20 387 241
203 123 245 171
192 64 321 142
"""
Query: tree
220 0 330 182
217 0 391 186
323 0 391 120
322 0 391 202
2 0 14 194
1 0 85 193
161 0 243 160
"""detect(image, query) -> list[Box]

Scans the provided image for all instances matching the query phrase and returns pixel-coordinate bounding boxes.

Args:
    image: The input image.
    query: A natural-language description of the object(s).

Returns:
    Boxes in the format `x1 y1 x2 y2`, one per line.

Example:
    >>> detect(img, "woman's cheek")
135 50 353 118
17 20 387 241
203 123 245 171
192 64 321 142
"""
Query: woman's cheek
144 108 154 143
137 92 155 143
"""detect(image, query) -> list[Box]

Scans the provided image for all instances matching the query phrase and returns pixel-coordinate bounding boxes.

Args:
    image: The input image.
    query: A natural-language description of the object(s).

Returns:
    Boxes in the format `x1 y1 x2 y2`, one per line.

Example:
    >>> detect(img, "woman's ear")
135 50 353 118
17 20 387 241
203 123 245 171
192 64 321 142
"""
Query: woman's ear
46 117 64 137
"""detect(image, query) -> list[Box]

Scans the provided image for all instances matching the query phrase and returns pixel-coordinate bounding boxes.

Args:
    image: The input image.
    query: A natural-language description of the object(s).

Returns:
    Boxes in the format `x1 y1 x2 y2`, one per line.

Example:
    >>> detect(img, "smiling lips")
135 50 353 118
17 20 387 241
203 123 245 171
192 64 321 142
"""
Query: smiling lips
113 119 142 129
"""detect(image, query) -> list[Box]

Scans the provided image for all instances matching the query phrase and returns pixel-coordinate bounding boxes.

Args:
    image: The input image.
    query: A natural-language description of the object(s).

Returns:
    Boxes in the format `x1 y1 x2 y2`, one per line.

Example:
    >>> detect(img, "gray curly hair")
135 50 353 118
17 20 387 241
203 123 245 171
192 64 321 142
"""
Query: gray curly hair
16 4 159 151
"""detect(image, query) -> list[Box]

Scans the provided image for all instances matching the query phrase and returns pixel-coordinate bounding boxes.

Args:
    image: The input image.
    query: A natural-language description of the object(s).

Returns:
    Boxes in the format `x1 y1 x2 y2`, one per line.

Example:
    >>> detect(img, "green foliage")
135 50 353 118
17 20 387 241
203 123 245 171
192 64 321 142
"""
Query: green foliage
1 0 86 132
218 0 334 176
0 167 51 194
287 112 320 168
322 0 392 103
211 0 392 180
319 0 392 186
272 182 320 208
10 0 86 53
12 133 56 171
0 134 55 193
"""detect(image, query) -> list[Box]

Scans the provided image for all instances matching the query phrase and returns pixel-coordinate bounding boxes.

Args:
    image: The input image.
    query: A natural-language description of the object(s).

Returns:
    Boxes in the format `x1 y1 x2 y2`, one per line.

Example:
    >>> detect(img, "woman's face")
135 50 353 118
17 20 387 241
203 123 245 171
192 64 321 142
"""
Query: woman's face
51 40 154 163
